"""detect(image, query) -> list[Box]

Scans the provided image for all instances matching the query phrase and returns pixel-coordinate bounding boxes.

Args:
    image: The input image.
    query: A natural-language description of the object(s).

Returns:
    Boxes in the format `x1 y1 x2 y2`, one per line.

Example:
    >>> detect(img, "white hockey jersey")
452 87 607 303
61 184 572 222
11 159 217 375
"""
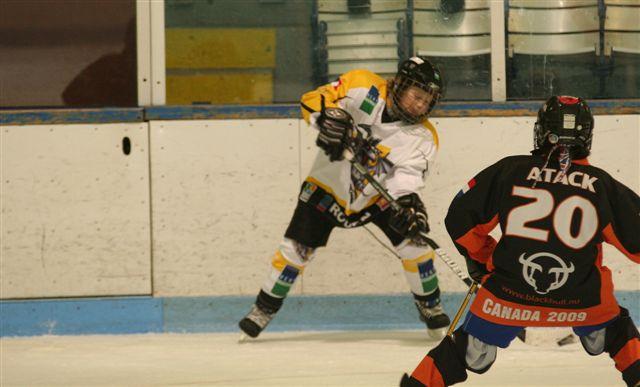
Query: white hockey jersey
300 69 439 215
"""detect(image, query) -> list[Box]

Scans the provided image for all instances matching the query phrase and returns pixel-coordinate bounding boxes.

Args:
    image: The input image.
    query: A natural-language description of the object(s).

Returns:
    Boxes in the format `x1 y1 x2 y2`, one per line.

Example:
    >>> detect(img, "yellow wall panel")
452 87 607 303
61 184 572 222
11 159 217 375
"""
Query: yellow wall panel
166 73 273 104
166 28 276 69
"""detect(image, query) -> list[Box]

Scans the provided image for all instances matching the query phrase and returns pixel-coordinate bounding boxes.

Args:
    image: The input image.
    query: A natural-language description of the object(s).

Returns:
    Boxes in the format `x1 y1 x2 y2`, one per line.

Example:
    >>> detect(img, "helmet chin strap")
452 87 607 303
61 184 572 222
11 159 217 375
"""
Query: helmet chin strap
532 143 573 188
557 146 572 180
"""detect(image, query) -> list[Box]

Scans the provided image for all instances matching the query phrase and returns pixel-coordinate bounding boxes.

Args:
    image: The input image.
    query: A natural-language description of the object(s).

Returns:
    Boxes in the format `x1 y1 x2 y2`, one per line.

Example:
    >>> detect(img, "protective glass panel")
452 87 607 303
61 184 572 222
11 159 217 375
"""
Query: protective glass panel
165 0 314 105
412 0 492 100
506 0 639 100
164 0 493 104
0 0 137 108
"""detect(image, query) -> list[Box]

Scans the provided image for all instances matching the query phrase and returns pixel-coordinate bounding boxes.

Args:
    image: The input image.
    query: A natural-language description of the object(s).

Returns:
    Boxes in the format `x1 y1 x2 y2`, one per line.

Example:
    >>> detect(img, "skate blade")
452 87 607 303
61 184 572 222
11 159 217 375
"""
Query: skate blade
238 332 253 343
427 327 447 340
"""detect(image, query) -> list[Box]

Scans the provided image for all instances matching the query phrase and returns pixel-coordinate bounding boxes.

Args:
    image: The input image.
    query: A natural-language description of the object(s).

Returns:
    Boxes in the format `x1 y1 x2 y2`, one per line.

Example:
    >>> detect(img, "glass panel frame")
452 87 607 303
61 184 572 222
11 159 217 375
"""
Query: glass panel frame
150 0 638 105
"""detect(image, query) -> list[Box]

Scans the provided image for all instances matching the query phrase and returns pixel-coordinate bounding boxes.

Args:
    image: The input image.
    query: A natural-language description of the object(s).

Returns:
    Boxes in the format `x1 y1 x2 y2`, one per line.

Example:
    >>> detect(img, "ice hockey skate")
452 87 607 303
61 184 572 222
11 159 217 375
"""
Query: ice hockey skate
238 304 275 341
415 300 450 339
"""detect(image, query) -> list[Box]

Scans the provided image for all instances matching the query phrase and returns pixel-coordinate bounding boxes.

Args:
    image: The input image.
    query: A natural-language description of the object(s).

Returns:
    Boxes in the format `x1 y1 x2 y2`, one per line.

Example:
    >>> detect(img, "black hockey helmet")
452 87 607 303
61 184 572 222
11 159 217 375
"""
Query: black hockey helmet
534 95 594 158
389 56 444 124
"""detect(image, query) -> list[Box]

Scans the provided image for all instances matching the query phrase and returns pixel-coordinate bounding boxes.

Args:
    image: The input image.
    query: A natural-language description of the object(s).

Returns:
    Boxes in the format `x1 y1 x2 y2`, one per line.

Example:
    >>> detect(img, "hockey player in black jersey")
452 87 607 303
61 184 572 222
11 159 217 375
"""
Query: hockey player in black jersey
238 57 452 340
400 96 640 387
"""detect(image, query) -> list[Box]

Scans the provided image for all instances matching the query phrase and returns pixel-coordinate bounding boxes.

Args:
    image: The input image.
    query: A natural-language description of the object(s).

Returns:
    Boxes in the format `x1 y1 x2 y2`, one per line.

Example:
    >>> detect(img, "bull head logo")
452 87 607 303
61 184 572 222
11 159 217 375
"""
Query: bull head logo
518 252 575 295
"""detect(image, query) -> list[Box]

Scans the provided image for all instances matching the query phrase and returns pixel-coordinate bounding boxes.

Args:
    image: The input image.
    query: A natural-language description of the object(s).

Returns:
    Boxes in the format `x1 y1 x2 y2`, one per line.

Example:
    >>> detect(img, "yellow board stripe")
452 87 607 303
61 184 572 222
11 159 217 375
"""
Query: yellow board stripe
166 73 273 105
166 28 276 69
401 251 435 273
271 250 305 273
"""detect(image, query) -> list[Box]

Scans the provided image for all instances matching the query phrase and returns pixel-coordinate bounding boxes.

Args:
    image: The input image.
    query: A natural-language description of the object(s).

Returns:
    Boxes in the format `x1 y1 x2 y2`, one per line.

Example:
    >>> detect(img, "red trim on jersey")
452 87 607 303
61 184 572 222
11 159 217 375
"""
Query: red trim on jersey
613 338 640 372
603 223 640 263
572 158 590 166
455 214 499 264
412 356 444 387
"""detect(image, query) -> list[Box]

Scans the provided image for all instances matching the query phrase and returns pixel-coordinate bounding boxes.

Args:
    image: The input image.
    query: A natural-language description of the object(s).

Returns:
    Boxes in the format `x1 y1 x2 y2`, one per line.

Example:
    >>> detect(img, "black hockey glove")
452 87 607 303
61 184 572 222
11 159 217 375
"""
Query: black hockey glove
389 193 430 244
465 256 489 283
316 106 354 162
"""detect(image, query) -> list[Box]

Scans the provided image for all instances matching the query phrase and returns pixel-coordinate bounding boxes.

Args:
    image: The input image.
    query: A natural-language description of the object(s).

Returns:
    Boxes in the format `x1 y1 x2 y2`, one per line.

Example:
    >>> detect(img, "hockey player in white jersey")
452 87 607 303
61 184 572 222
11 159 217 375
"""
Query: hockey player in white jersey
239 56 451 339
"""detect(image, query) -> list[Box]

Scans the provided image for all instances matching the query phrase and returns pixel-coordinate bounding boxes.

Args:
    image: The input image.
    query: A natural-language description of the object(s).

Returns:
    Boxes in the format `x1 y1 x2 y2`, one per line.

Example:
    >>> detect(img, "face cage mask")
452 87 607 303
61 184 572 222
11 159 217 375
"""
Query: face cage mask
389 78 441 124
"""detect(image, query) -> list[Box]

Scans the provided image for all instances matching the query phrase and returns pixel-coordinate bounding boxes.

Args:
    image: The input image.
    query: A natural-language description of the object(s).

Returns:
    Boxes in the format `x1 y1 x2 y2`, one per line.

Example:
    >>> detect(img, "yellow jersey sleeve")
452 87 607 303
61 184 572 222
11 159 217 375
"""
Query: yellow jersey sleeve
300 69 387 123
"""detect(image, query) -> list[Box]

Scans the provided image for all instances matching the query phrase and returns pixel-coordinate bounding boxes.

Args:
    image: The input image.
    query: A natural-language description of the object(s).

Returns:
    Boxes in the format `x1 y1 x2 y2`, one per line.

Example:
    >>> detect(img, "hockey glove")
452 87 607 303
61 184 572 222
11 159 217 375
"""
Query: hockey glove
389 193 430 244
316 106 354 162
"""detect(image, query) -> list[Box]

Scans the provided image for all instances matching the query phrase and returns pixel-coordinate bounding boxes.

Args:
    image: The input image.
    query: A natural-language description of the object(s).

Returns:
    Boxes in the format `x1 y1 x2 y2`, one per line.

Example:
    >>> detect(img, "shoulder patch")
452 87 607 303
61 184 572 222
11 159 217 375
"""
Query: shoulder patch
359 86 379 115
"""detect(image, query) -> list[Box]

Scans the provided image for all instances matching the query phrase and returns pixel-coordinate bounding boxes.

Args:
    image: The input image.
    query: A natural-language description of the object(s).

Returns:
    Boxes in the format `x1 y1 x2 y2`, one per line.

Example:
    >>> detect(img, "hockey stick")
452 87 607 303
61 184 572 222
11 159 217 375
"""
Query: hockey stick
447 281 478 337
362 226 473 286
346 150 472 285
346 150 529 342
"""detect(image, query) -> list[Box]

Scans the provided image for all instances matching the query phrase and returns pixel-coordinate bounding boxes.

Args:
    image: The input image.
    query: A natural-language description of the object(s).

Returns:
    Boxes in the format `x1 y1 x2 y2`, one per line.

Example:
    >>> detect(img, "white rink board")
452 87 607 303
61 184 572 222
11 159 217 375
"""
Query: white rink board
154 115 639 296
0 123 151 299
1 116 637 300
149 119 301 296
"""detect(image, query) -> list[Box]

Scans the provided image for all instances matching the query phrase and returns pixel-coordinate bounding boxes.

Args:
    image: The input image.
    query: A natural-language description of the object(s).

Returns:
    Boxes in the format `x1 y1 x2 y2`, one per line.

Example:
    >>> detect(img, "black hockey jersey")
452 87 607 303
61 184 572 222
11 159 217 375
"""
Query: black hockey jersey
445 155 639 327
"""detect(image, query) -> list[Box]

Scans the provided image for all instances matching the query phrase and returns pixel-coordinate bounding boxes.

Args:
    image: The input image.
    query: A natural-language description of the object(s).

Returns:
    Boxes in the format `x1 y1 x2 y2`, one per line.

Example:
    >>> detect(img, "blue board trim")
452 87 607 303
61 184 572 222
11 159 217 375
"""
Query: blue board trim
1 100 638 125
1 292 638 337
144 104 300 121
0 108 144 126
0 297 162 336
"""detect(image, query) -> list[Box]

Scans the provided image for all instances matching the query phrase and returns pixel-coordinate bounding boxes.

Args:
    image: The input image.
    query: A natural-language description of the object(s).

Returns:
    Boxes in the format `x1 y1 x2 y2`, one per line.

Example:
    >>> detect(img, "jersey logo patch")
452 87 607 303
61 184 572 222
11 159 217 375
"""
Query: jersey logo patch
519 252 575 295
315 194 333 213
359 86 379 114
299 182 317 203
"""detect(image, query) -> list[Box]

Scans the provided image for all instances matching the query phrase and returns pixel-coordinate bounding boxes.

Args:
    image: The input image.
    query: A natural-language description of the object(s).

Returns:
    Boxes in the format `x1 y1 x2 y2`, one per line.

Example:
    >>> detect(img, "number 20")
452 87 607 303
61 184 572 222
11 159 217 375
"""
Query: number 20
505 186 598 249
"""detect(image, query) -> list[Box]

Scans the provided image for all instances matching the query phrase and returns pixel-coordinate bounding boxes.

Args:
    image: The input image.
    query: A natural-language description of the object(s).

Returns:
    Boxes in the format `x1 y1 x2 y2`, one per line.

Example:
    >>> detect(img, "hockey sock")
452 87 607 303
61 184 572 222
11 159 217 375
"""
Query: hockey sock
399 248 439 299
603 307 640 387
411 328 469 386
262 249 305 298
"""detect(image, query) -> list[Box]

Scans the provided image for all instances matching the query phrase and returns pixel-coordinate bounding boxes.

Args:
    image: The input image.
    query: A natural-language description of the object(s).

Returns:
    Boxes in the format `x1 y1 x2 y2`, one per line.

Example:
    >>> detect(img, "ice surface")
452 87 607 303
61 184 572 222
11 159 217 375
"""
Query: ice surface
1 329 623 386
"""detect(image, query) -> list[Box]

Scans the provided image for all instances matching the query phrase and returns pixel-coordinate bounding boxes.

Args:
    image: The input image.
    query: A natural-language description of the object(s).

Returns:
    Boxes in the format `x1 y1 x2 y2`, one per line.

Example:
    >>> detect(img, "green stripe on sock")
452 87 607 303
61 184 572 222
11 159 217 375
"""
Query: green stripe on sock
421 276 438 293
271 282 291 297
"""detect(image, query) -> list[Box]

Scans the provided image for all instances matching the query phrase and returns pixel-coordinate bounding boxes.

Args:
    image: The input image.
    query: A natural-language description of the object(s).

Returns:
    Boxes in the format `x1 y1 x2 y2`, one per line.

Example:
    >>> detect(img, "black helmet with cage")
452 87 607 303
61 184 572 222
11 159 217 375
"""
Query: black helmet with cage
533 95 594 159
388 56 444 124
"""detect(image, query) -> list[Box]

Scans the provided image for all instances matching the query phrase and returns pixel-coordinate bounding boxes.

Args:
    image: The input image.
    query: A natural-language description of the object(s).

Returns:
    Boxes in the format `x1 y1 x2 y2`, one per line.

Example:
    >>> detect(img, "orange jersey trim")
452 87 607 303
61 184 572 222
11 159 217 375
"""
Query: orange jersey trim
572 158 590 166
603 223 640 263
455 214 499 264
469 285 620 327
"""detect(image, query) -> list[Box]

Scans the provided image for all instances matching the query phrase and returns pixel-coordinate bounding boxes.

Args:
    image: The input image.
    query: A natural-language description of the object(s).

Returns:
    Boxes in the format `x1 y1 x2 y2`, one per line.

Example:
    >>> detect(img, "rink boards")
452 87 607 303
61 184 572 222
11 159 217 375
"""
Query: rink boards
1 111 638 336
2 291 638 336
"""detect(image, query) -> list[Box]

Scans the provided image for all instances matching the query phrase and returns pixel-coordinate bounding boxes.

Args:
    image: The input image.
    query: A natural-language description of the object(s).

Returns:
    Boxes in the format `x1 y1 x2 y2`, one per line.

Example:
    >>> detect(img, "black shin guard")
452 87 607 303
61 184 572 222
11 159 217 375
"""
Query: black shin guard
603 307 640 387
427 328 469 385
